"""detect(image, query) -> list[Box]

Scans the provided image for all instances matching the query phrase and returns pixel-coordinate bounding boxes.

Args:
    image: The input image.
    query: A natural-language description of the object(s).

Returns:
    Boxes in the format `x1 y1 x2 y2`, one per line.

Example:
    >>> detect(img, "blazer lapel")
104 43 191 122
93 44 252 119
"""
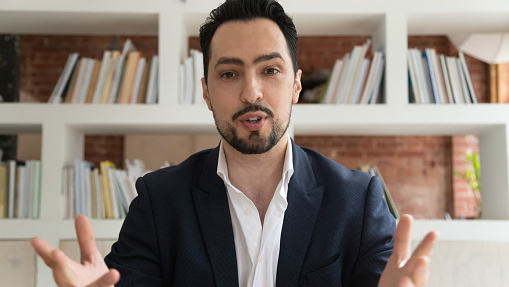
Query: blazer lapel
276 141 324 287
192 146 239 287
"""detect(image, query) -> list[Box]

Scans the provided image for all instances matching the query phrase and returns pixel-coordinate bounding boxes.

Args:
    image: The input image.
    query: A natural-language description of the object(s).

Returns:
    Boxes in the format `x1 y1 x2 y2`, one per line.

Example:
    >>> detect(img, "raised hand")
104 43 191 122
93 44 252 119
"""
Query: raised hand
378 214 438 287
31 215 120 287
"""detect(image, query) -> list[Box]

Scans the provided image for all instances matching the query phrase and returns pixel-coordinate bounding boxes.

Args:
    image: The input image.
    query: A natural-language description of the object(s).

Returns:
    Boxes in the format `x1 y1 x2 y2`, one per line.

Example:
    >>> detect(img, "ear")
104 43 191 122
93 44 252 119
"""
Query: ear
202 77 212 111
292 69 302 104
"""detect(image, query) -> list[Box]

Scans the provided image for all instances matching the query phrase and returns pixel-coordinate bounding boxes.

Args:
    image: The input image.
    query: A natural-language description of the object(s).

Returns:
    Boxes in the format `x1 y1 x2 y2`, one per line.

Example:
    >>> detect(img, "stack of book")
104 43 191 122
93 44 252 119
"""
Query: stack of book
0 160 42 219
320 40 385 105
62 159 147 219
179 49 205 105
408 49 477 104
48 39 159 105
358 165 399 219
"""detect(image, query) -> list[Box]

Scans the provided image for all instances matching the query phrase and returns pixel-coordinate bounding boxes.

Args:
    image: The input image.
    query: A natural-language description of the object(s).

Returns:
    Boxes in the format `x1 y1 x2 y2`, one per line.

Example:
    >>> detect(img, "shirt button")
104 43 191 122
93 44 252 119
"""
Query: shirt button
244 209 252 215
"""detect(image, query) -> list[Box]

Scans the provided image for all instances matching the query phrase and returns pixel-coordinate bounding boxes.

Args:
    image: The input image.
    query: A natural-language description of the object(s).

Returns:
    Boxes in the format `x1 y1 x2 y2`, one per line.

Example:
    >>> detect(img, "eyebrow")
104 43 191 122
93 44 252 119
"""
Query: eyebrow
213 52 285 70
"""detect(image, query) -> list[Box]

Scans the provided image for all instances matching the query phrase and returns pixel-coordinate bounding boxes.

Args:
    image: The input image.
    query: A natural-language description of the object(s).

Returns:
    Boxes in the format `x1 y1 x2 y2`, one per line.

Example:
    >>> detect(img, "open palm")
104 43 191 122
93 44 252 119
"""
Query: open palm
31 215 120 287
378 214 438 287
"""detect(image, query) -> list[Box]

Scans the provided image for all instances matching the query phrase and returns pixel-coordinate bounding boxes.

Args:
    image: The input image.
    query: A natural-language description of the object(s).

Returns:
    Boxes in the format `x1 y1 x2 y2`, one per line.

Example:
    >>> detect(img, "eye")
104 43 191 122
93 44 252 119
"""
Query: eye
265 68 280 75
221 71 236 79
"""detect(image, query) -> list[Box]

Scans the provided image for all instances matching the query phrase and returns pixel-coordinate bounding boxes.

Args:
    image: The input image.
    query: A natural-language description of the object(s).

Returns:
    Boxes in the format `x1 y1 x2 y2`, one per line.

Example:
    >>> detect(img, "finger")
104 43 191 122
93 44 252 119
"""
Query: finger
411 230 439 259
31 237 57 268
410 256 430 287
51 248 78 284
75 214 99 263
86 269 120 287
398 276 415 287
393 214 413 264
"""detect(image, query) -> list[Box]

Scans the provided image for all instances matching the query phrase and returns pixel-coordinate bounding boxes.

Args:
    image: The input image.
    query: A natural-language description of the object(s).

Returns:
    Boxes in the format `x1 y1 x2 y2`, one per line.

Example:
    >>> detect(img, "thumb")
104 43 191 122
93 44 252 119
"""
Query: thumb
86 269 120 287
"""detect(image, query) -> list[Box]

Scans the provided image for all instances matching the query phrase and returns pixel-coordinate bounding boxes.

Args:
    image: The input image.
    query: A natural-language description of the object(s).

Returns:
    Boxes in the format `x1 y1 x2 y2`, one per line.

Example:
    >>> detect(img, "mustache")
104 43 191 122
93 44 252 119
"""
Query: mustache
232 104 274 121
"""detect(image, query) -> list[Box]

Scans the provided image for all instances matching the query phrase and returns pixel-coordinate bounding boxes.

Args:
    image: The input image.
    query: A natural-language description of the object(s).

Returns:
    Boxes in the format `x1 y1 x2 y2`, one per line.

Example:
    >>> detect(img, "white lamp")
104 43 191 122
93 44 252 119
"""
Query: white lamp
449 33 509 64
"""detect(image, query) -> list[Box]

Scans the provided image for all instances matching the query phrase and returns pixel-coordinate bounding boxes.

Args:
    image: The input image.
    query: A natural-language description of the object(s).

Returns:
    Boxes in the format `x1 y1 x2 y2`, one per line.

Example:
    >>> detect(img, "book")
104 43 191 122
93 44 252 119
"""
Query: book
118 51 141 104
7 160 16 218
345 40 371 104
48 53 80 103
183 56 194 104
421 56 437 104
84 60 102 104
191 49 204 105
100 51 121 104
456 58 472 104
30 160 41 219
446 56 464 104
0 164 7 218
16 165 26 218
92 51 112 104
350 58 371 104
368 57 385 104
424 49 440 104
64 58 82 104
179 63 185 104
137 57 151 104
70 58 90 104
107 167 121 218
429 49 448 104
336 47 360 104
407 50 420 103
108 39 137 104
100 160 115 218
412 48 431 104
459 51 478 104
130 57 146 104
78 59 96 104
321 58 345 104
146 55 159 104
361 52 383 104
92 168 102 219
439 54 455 104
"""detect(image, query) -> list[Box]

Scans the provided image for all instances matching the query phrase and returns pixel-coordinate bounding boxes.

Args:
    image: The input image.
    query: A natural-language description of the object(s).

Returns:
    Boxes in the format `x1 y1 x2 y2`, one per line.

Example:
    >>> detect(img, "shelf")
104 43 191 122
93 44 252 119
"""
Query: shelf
0 11 159 36
412 220 509 242
3 103 509 135
408 11 509 36
293 104 509 135
0 219 124 240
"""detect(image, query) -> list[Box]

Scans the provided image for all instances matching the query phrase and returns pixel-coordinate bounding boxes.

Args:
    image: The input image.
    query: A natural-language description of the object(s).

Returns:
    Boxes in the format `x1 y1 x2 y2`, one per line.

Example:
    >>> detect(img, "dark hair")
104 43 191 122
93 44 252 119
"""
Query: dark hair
199 0 298 84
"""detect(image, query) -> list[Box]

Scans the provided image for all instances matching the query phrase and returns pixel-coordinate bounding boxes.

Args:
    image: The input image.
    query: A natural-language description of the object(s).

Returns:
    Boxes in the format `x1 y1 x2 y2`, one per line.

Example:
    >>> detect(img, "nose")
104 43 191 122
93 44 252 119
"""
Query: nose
240 72 263 104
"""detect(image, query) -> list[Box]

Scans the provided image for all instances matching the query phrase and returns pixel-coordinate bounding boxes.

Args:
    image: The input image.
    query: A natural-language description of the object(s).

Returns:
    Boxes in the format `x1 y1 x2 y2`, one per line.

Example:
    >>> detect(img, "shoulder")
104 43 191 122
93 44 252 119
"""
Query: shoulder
295 145 373 190
143 148 212 182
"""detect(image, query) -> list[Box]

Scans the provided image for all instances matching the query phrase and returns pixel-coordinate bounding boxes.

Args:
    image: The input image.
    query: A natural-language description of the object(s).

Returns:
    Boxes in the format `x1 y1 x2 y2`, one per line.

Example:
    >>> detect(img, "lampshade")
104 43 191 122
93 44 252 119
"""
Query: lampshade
449 33 509 64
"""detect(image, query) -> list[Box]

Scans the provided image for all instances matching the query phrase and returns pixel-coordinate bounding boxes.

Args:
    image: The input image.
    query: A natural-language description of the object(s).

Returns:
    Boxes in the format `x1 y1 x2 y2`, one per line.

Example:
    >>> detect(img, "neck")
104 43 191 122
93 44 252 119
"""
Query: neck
223 133 289 210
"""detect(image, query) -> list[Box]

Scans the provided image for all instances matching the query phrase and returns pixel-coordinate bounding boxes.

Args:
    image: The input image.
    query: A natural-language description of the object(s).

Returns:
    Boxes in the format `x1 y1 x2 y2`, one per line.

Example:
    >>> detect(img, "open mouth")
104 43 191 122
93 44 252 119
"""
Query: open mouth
246 116 262 124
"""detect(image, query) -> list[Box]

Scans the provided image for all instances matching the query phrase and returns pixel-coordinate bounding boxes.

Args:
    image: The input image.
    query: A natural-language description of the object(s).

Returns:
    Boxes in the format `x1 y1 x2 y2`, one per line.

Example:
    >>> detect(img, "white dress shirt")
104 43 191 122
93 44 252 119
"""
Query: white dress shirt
216 135 294 287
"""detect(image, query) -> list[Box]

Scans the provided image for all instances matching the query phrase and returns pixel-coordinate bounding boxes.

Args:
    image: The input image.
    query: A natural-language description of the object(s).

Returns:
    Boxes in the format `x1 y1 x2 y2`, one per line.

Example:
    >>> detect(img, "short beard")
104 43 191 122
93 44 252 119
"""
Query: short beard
213 106 291 155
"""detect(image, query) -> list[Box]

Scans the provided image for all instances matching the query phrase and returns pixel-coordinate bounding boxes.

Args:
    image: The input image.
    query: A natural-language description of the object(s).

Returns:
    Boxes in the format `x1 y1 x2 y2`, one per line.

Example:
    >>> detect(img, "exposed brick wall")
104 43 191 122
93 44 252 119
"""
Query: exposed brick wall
294 135 454 219
19 34 483 219
19 35 158 166
20 35 158 103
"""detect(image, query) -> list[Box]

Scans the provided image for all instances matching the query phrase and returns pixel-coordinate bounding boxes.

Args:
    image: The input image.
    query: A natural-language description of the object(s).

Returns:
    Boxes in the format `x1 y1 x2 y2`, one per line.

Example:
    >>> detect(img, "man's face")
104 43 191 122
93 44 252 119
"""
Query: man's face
202 18 302 154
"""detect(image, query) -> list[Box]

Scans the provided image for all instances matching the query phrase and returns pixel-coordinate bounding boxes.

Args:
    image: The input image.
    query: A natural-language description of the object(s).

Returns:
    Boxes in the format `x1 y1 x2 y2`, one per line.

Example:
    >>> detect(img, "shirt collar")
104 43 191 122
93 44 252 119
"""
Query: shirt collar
217 134 294 192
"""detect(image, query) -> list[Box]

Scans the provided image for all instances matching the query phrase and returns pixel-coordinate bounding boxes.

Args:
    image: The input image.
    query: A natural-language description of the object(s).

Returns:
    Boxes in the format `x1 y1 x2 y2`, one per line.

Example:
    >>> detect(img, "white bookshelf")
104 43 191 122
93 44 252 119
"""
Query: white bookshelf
1 0 509 286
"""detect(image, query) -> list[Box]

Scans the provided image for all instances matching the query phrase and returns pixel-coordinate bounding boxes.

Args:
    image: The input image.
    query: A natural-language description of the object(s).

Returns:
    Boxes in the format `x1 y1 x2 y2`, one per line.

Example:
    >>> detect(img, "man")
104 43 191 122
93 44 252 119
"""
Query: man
31 0 438 286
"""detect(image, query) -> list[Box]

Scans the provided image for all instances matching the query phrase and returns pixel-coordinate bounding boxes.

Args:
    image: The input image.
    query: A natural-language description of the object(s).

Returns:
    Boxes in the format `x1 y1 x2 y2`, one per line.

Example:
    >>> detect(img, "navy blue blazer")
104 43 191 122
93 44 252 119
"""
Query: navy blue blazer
105 141 396 286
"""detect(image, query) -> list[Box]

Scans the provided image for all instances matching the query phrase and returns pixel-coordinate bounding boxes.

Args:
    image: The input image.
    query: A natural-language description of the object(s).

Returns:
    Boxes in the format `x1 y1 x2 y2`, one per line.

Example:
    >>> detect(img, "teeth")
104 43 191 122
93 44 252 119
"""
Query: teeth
246 117 261 123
